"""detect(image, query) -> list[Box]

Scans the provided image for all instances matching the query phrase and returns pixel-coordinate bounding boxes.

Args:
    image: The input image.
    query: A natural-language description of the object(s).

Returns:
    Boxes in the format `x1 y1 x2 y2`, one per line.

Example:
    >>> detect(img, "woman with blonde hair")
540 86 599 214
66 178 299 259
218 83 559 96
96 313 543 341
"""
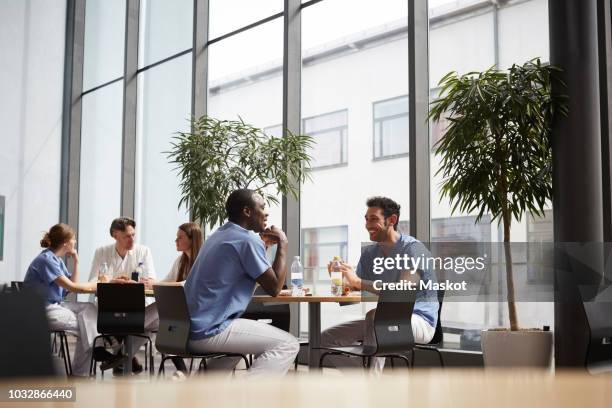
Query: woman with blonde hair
24 223 105 376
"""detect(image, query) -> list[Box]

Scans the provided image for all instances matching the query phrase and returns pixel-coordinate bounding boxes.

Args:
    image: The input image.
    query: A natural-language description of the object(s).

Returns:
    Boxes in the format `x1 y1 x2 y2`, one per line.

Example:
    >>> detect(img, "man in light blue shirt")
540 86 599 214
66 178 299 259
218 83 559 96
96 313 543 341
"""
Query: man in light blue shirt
185 189 299 376
321 196 439 373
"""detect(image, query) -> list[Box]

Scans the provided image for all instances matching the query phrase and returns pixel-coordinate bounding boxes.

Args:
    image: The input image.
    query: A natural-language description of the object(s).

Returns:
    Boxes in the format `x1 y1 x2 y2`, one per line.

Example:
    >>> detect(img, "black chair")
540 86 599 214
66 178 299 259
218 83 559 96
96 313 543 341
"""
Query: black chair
316 289 416 368
409 290 445 368
11 280 73 375
154 285 250 378
90 283 154 377
0 290 57 377
581 284 612 372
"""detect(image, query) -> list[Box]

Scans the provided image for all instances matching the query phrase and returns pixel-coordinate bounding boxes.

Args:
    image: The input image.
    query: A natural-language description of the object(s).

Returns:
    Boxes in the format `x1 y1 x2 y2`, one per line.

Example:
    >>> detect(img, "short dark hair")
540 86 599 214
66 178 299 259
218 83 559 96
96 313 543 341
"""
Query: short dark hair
366 196 401 230
109 217 136 236
226 189 256 222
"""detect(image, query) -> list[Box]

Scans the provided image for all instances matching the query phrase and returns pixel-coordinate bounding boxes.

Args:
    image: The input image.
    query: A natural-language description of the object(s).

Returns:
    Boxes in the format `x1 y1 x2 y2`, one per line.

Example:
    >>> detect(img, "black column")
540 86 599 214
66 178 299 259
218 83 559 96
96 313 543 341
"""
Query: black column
550 0 604 367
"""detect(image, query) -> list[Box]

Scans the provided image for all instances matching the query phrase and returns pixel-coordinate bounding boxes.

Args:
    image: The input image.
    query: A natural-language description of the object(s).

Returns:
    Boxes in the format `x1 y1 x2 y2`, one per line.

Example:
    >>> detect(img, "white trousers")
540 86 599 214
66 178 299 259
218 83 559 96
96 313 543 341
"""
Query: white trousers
188 318 299 378
320 309 435 374
46 302 99 376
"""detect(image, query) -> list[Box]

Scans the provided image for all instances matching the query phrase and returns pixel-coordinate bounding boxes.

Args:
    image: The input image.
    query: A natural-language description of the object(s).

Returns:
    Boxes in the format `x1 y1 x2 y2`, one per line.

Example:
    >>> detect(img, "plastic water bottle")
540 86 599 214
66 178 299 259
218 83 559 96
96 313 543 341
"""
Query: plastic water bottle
291 256 304 296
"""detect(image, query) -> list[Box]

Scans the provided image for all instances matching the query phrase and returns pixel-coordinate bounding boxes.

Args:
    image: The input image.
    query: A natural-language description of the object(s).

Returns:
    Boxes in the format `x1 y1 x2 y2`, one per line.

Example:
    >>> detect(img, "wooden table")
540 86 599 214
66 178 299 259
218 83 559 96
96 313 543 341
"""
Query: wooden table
2 370 610 407
251 292 371 368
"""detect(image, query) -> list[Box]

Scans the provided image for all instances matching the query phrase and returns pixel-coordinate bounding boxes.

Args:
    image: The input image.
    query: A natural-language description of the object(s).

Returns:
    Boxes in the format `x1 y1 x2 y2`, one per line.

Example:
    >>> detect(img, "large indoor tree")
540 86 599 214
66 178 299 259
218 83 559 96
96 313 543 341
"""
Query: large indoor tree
429 58 567 331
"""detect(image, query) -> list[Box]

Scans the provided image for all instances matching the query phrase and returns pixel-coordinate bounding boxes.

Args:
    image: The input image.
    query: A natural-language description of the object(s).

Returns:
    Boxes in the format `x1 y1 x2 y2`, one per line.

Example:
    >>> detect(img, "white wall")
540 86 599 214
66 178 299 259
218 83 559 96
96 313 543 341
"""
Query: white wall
0 0 66 281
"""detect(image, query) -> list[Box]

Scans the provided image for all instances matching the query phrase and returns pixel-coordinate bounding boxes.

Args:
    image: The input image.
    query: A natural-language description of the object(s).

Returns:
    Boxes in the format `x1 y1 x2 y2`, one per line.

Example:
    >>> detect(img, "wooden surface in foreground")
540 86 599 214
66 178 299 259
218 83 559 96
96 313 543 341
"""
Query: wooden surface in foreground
1 369 610 408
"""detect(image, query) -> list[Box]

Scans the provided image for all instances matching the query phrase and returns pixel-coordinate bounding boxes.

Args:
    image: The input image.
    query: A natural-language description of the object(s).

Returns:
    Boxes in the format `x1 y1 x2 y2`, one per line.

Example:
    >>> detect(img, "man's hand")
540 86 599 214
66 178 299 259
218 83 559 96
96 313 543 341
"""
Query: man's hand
338 262 361 290
111 275 133 284
260 225 288 246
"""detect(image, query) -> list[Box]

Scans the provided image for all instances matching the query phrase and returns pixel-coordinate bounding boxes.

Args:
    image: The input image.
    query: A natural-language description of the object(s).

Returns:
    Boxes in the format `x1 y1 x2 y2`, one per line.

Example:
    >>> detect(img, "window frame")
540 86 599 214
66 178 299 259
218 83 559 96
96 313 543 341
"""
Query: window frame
302 109 349 170
372 94 410 161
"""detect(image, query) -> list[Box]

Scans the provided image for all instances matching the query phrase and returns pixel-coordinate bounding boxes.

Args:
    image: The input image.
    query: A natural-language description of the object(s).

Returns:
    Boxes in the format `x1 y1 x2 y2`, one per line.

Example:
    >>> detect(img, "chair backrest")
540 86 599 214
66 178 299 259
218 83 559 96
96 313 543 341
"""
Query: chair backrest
242 286 290 332
581 285 612 371
429 289 445 345
11 281 23 292
0 290 56 377
97 283 145 334
373 289 416 354
153 285 192 355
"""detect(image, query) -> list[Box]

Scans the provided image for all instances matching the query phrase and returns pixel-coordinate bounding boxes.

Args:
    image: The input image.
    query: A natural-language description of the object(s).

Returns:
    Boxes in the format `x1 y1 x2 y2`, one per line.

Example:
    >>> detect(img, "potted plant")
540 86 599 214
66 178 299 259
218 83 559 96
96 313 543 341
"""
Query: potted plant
167 115 314 229
429 58 567 367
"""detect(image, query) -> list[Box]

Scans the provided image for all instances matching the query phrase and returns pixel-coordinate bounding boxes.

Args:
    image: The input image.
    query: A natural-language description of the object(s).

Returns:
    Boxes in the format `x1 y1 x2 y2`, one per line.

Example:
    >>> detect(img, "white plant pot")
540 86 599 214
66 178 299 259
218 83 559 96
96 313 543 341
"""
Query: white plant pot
481 329 553 368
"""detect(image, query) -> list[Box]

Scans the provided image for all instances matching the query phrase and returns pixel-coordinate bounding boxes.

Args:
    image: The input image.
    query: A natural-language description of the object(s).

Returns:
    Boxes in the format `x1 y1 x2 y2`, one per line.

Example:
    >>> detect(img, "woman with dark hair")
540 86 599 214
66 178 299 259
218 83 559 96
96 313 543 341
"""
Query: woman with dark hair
159 222 203 378
162 222 203 284
24 223 105 376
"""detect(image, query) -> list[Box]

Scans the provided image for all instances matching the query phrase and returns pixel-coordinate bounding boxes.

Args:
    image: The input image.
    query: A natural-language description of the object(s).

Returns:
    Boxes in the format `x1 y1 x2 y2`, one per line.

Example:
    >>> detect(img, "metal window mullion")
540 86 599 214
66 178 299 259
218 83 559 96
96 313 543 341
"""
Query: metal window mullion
192 0 208 120
120 0 140 218
61 0 85 236
283 0 301 338
408 0 430 242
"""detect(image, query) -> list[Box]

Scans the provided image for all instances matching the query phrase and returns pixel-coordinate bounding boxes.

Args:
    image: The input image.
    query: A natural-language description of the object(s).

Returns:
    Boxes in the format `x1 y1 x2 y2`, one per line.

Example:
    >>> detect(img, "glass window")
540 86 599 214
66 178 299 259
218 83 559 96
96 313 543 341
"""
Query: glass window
429 0 552 336
302 110 348 169
209 0 283 39
138 0 193 68
264 124 283 138
83 0 126 90
373 95 409 159
301 0 409 334
207 19 284 233
135 54 192 277
302 226 348 290
79 81 124 279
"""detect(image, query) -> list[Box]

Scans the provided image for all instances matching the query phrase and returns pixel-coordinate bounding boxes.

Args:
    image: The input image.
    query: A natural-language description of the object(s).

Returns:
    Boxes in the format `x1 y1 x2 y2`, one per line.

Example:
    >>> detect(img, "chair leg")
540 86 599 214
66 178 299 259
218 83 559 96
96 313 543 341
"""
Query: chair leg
58 333 70 376
158 356 170 379
319 352 332 368
189 358 194 373
411 349 416 367
239 354 250 370
390 357 395 369
147 338 154 376
144 343 148 370
62 332 72 376
435 349 444 367
396 354 411 368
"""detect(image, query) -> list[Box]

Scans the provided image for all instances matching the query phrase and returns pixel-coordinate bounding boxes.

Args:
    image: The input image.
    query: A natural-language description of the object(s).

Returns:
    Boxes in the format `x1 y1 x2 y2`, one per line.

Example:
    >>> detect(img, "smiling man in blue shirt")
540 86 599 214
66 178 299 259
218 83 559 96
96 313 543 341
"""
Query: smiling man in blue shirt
321 196 439 374
184 189 299 376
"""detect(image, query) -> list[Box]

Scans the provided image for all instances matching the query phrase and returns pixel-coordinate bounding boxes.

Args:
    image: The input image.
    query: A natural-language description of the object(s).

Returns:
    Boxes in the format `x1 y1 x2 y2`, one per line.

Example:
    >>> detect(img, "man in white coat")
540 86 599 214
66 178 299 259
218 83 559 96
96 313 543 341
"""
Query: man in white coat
89 217 158 374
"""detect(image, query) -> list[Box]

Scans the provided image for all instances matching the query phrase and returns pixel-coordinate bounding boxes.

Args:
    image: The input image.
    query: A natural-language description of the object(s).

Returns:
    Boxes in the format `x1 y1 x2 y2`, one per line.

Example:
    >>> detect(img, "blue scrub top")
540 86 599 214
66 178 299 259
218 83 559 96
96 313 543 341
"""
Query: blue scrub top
24 249 71 304
357 234 439 328
185 222 271 340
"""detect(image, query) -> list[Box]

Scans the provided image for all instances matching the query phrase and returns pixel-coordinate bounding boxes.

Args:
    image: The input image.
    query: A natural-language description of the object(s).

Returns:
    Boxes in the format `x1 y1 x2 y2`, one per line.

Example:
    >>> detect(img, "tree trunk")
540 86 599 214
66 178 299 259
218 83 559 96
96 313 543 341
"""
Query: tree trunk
502 208 519 331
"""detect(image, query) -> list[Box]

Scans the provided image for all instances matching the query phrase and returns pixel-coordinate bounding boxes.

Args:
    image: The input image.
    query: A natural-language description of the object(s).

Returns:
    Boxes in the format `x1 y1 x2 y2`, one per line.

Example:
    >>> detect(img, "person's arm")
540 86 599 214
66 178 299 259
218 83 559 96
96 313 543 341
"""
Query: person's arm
66 248 79 283
256 226 288 296
55 274 101 294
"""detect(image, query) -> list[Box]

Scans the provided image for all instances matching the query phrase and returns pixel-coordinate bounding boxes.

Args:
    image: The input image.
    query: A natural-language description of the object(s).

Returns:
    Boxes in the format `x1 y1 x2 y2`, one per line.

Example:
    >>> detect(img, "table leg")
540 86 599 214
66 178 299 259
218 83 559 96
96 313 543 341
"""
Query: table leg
123 336 133 375
308 302 321 369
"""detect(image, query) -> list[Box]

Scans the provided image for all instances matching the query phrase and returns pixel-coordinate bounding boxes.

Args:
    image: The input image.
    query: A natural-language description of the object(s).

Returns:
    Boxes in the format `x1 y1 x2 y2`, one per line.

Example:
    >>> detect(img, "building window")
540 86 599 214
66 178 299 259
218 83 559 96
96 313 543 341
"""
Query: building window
527 209 554 284
263 124 283 138
301 226 348 284
302 110 348 169
373 95 409 159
